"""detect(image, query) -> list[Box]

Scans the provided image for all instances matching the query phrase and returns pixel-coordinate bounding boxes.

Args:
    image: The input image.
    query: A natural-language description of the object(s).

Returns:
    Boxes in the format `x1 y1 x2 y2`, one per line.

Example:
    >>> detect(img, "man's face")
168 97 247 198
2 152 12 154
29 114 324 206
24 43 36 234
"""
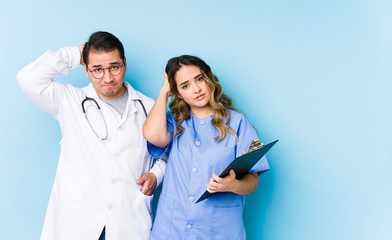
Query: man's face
85 49 127 99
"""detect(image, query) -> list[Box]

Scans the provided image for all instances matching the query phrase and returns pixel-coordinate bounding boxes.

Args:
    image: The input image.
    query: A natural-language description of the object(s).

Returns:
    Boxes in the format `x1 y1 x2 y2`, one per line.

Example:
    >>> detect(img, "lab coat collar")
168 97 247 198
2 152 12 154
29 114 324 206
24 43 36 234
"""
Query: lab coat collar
122 82 140 119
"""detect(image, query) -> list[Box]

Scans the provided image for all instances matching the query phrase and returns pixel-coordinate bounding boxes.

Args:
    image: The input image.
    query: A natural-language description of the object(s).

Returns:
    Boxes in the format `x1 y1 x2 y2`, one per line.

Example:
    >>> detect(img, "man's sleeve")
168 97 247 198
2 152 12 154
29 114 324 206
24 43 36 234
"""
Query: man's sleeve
148 151 168 187
16 47 81 118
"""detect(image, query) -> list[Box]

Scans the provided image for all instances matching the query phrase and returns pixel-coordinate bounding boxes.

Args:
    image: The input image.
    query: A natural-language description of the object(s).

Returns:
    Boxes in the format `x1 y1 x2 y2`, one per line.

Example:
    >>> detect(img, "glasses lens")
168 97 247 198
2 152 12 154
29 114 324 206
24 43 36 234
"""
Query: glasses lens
92 69 104 79
110 65 122 76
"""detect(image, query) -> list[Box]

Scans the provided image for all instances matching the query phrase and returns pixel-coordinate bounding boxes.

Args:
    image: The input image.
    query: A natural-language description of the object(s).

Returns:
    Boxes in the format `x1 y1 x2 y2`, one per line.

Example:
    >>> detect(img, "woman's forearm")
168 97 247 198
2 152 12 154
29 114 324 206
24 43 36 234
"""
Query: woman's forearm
143 81 171 148
231 172 259 195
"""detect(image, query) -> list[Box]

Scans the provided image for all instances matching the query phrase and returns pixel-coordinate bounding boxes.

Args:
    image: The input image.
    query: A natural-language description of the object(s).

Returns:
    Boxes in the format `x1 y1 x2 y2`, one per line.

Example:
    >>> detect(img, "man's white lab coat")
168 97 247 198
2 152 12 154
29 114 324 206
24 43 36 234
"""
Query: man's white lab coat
17 47 166 240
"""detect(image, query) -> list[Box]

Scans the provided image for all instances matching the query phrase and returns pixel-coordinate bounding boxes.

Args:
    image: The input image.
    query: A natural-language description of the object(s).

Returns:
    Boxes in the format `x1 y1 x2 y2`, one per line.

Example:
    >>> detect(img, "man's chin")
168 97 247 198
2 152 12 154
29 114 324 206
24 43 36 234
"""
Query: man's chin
102 89 124 98
98 85 126 98
105 91 116 96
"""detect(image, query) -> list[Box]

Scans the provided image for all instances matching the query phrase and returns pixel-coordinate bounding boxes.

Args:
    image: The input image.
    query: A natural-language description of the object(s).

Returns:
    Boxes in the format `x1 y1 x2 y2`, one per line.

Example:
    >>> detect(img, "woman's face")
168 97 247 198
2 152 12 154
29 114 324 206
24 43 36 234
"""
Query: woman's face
174 65 211 115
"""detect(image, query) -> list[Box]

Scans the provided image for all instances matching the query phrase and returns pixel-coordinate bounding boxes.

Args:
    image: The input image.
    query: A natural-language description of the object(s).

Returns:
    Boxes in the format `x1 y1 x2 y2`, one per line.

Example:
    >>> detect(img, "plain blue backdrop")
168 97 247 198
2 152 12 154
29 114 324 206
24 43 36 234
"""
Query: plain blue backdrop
1 0 391 239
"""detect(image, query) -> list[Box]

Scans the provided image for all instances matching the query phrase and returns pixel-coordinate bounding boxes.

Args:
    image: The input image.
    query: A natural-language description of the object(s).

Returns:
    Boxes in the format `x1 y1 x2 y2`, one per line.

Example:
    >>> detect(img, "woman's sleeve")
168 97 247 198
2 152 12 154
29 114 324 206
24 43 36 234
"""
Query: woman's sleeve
147 112 175 158
235 115 270 175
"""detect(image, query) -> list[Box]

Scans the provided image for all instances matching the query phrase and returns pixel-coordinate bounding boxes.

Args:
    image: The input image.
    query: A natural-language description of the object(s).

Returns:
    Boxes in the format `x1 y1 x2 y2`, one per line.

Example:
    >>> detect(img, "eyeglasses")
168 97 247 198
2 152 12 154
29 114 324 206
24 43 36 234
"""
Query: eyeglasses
88 63 124 79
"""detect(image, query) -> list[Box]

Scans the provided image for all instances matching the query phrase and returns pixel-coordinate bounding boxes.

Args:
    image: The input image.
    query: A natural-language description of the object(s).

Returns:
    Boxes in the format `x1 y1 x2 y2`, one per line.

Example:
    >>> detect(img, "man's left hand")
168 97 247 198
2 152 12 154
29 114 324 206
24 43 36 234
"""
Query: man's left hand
136 172 157 196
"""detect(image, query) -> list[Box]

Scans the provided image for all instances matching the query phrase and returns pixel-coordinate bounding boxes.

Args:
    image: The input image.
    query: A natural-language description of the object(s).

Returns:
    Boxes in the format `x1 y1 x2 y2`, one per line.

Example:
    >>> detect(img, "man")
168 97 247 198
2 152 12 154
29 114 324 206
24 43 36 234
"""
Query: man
17 31 166 240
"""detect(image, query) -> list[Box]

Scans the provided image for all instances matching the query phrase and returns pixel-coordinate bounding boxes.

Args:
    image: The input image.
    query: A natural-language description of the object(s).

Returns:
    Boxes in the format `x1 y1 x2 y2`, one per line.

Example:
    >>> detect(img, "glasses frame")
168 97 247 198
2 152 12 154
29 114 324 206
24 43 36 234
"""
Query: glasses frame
87 62 124 79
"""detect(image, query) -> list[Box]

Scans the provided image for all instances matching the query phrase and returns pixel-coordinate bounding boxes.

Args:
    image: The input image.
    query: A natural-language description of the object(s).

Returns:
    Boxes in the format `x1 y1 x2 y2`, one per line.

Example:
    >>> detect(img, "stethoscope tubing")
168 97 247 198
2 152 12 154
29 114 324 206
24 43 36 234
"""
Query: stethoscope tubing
81 96 147 141
82 97 108 141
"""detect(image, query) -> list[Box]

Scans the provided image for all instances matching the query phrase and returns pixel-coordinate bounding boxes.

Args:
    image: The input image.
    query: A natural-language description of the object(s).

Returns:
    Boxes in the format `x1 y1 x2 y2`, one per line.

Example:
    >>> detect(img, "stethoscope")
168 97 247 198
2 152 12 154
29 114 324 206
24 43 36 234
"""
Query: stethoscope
81 96 147 141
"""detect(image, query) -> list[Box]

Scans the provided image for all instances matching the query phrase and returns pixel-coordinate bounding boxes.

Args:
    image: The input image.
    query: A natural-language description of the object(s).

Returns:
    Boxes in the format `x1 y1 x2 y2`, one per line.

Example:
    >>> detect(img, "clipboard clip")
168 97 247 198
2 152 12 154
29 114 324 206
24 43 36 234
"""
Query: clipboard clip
242 140 265 155
247 139 264 153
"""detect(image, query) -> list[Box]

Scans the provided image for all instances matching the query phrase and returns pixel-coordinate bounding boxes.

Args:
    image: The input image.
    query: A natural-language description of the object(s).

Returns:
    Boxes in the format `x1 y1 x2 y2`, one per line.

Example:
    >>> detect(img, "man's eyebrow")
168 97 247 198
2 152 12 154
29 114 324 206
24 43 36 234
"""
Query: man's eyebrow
109 61 122 65
91 62 122 68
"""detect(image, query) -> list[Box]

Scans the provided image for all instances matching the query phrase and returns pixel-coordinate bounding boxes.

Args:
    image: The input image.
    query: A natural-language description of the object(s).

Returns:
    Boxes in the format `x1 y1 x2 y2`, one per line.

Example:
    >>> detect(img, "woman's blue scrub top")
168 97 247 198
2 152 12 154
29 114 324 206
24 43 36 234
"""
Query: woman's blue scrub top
148 109 269 240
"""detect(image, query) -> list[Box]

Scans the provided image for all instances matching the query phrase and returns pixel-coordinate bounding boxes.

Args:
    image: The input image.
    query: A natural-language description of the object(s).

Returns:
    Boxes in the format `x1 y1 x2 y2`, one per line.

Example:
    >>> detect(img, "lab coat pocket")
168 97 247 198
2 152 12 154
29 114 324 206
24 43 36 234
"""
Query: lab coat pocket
212 205 245 239
132 190 153 231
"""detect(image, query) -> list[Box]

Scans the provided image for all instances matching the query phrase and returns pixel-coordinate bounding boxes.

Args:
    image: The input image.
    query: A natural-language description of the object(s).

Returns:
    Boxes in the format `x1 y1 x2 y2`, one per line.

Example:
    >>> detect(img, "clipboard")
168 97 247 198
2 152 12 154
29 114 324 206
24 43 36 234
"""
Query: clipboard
195 139 278 203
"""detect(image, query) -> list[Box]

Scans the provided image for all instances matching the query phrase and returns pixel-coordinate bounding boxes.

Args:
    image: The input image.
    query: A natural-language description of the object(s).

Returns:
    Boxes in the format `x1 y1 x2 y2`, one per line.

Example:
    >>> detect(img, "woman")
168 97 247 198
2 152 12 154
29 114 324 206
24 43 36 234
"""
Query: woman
143 55 269 239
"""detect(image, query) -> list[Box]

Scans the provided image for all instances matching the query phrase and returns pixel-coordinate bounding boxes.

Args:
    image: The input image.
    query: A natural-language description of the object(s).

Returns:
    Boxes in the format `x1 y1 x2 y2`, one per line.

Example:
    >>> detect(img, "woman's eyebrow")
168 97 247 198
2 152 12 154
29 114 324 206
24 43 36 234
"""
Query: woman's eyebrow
193 73 202 79
179 80 189 87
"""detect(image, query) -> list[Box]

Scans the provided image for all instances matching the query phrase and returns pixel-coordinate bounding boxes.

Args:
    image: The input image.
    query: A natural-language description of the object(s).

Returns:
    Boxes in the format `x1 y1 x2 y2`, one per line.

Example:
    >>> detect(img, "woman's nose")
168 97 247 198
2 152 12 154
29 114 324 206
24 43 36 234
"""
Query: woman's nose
194 84 201 93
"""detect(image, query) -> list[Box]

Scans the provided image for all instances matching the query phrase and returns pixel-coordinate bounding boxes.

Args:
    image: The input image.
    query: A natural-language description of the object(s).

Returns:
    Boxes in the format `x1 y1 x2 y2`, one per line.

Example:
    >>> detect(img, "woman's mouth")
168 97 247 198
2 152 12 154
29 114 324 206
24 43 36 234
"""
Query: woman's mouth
194 93 206 101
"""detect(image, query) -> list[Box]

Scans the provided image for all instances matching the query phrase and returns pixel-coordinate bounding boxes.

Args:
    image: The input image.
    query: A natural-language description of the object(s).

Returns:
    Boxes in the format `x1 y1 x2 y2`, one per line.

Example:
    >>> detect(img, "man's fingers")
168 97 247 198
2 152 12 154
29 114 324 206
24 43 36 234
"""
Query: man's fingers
78 41 88 66
140 177 152 195
140 183 149 195
136 175 147 185
137 173 157 196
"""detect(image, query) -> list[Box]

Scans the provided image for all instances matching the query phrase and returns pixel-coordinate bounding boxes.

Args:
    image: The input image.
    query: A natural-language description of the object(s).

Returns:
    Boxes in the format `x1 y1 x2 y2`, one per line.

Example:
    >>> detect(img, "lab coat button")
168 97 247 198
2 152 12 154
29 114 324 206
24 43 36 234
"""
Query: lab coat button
195 141 200 146
192 168 197 173
189 196 194 202
107 204 112 209
111 178 116 183
186 224 192 229
200 120 205 125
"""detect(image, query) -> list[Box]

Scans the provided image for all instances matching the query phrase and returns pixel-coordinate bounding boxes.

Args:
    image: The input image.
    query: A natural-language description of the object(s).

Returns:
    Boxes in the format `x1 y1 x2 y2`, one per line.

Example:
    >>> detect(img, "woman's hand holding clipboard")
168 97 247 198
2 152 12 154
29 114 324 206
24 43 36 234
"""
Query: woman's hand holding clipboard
195 139 278 203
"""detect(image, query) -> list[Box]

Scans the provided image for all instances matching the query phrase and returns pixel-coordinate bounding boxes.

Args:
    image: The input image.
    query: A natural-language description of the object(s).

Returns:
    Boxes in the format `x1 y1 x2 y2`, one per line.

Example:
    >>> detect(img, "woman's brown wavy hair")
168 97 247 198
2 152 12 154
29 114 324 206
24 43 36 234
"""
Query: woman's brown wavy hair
165 55 238 142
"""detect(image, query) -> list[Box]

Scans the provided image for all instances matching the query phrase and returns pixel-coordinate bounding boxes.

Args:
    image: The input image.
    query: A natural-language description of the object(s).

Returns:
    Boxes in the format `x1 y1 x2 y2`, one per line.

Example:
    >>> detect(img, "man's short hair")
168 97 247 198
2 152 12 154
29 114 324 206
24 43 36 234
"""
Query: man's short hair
82 31 125 66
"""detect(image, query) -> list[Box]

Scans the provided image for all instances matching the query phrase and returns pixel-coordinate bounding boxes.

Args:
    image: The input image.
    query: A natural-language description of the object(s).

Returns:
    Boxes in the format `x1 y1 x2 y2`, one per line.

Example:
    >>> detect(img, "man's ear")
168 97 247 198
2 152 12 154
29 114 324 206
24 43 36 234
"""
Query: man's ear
124 57 127 71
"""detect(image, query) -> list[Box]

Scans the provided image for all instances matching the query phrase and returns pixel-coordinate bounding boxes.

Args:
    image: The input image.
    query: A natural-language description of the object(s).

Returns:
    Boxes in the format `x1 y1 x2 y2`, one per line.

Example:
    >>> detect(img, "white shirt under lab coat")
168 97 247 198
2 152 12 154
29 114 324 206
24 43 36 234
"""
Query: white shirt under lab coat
17 47 166 240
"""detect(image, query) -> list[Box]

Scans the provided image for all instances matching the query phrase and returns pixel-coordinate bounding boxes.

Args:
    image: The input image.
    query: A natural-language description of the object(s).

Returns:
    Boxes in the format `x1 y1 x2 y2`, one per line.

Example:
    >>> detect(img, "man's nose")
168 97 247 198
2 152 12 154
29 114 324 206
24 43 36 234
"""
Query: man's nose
102 69 114 82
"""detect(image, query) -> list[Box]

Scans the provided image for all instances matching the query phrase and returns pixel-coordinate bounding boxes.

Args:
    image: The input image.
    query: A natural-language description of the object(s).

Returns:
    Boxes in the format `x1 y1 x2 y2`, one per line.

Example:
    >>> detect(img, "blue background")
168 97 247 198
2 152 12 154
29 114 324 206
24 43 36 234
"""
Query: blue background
1 0 391 239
